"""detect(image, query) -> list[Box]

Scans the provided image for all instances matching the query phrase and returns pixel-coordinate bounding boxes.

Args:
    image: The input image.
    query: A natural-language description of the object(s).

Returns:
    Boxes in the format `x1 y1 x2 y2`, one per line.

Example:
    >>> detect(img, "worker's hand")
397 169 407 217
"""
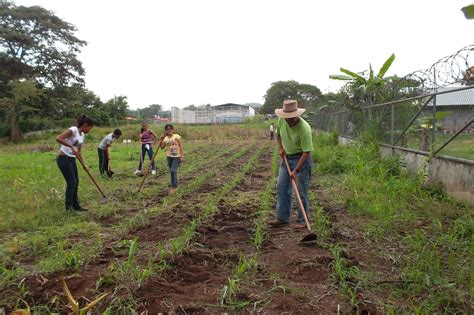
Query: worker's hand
159 134 165 142
71 147 79 155
289 170 298 181
180 156 185 163
279 148 286 158
106 156 110 161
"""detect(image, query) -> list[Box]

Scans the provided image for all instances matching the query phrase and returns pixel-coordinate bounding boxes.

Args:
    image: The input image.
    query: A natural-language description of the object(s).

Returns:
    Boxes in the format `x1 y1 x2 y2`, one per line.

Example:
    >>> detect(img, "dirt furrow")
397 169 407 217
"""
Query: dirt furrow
135 147 275 313
96 142 240 227
127 143 261 246
22 142 262 311
236 168 344 313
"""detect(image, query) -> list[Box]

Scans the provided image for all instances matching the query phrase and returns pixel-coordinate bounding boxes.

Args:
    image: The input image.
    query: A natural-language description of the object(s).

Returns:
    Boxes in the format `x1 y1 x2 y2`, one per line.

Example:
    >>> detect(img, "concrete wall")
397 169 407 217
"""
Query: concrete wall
338 136 474 205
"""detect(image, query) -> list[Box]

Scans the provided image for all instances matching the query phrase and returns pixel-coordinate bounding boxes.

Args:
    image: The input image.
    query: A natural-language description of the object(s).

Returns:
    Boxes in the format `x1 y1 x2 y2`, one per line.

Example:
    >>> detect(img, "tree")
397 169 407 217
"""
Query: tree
42 84 102 119
0 2 86 86
183 105 198 111
139 104 164 118
0 79 40 141
104 96 129 120
463 66 474 85
261 80 322 114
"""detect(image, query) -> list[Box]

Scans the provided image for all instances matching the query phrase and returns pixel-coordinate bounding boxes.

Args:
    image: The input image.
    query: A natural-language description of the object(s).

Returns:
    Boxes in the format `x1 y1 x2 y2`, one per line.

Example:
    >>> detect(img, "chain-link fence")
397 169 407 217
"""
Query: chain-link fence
314 86 474 161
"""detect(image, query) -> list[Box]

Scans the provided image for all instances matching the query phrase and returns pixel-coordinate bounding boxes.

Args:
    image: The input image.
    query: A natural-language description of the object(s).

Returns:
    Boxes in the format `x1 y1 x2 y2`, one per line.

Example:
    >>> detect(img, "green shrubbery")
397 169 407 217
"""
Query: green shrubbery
313 131 473 312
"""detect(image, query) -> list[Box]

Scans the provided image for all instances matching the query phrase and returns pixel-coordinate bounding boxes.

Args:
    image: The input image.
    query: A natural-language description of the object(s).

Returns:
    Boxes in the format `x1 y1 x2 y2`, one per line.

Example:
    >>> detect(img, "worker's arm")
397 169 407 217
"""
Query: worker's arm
56 129 76 153
159 134 166 149
149 129 158 138
105 144 111 160
290 152 310 181
277 133 285 158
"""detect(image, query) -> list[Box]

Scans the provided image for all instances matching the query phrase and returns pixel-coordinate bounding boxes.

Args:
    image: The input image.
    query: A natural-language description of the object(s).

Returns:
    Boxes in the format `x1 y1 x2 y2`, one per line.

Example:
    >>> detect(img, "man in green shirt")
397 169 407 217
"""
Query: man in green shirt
269 99 313 228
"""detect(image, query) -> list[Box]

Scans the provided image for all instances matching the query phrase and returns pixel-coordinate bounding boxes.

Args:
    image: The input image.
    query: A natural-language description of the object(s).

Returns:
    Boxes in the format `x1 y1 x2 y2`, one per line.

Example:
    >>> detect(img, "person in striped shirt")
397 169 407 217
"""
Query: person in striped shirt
135 122 158 176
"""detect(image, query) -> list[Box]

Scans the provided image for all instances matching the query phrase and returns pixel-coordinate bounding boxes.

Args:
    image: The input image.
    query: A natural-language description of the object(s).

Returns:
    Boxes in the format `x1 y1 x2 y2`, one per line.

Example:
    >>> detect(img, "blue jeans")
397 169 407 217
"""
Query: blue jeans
137 143 155 171
56 155 80 210
167 157 180 187
97 148 109 176
276 154 312 224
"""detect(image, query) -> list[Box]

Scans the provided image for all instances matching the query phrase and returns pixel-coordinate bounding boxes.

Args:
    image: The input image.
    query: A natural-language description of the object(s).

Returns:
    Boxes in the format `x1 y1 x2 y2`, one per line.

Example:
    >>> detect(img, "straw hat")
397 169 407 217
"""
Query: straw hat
275 99 305 118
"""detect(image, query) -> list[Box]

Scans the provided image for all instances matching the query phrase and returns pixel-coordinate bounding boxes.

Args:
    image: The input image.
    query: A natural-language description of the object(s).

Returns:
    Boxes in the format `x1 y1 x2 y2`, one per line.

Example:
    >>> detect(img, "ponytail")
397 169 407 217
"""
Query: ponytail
76 114 94 128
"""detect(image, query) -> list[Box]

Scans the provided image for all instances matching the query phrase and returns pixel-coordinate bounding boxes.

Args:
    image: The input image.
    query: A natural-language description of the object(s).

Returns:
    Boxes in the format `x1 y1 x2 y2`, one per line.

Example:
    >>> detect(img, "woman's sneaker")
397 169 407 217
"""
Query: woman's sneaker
134 170 142 176
151 170 156 175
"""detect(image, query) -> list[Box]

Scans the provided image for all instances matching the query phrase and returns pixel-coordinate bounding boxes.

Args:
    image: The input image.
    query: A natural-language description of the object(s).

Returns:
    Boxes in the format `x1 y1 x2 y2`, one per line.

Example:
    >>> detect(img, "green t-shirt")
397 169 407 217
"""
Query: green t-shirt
276 117 313 155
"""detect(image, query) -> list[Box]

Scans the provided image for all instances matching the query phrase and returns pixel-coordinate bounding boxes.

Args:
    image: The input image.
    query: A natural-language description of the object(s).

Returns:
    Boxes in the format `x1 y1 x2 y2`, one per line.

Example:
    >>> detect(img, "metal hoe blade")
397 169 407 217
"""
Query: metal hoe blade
300 232 317 244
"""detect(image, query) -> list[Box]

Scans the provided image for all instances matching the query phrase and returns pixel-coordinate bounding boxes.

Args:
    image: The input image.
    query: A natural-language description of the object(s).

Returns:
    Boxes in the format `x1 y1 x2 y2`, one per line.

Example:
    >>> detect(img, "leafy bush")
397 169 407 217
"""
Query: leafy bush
243 115 266 124
315 130 339 147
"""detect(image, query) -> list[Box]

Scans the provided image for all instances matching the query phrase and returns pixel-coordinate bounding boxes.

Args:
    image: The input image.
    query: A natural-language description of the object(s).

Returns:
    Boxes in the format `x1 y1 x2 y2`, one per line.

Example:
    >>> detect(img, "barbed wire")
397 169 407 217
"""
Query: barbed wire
404 44 474 89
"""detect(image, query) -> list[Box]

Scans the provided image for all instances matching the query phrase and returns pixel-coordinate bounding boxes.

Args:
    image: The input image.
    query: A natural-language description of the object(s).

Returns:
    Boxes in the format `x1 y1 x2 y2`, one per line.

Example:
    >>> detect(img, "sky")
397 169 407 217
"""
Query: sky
15 0 474 109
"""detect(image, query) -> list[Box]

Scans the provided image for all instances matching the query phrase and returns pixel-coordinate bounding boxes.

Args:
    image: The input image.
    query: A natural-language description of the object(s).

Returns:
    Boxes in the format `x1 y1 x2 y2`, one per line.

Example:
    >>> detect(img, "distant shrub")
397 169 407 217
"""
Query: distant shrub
315 130 339 147
244 115 265 124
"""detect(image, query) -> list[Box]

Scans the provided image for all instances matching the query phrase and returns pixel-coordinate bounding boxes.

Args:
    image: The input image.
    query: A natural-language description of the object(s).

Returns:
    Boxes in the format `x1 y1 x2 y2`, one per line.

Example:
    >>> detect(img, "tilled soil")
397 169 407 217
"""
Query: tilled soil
14 144 375 314
135 149 274 313
241 224 343 314
21 143 264 311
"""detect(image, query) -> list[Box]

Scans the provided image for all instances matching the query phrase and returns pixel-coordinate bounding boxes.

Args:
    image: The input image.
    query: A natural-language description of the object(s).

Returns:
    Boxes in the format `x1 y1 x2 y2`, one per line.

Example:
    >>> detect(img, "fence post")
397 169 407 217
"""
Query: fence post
431 70 437 151
340 112 344 135
390 103 395 156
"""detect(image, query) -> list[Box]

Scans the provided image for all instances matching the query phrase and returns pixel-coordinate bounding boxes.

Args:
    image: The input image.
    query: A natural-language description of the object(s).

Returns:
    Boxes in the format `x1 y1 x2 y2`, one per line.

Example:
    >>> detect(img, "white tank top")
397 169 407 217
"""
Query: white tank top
60 126 84 157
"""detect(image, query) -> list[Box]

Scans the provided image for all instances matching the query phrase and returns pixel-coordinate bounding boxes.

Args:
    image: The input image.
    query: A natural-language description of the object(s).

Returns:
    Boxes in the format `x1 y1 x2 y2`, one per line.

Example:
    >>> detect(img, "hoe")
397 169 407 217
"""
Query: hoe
76 154 109 203
137 139 164 192
283 155 317 243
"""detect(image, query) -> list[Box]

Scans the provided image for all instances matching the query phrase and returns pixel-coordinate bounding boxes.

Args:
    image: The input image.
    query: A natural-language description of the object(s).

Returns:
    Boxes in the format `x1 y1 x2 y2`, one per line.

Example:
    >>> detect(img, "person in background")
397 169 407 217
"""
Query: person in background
159 124 184 193
268 100 313 229
98 128 122 177
55 114 94 212
135 122 157 176
270 122 275 140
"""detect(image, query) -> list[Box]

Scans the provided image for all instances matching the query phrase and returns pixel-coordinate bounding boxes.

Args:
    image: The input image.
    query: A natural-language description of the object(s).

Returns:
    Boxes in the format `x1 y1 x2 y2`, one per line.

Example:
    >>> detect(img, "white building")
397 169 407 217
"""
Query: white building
171 107 195 124
171 103 256 124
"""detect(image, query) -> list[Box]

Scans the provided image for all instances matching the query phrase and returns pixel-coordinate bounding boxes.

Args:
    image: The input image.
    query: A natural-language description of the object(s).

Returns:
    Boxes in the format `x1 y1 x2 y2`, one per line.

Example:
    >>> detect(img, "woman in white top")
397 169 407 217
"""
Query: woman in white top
270 122 275 141
55 115 94 211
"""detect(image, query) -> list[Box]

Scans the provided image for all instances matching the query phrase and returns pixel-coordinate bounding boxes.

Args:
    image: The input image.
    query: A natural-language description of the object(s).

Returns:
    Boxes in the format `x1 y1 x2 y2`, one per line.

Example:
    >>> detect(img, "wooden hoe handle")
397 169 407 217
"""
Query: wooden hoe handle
76 154 107 198
283 155 312 233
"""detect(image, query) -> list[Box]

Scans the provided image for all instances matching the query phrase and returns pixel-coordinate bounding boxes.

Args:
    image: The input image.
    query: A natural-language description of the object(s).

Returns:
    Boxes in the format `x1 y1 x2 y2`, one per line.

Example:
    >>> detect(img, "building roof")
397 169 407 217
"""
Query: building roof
213 103 247 108
428 87 474 106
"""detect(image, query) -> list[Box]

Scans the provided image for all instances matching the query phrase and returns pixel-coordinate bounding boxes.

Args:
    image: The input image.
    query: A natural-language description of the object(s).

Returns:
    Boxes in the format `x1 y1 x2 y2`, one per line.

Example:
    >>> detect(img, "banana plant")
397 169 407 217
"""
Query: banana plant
461 4 474 19
62 277 109 315
418 111 452 130
418 111 452 152
329 54 396 109
330 53 395 90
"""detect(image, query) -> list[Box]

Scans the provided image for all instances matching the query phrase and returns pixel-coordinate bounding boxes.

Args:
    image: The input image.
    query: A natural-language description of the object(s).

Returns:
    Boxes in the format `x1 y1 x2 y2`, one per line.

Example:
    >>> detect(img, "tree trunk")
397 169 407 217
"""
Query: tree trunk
10 113 22 142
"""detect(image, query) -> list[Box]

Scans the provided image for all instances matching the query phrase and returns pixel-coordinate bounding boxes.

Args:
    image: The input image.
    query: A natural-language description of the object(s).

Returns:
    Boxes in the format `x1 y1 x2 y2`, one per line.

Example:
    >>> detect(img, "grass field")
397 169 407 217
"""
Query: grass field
0 124 472 313
378 131 474 160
